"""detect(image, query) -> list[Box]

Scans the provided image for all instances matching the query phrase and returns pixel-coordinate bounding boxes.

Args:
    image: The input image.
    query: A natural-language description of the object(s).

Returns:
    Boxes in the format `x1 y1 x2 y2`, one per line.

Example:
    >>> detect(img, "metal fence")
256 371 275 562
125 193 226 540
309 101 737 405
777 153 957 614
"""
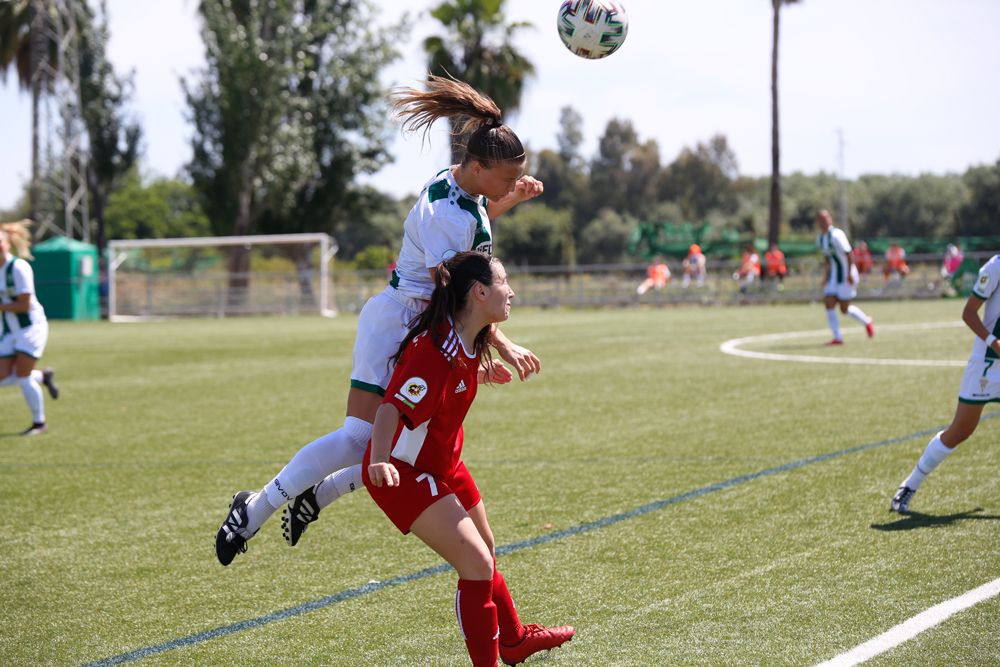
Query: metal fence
331 251 997 314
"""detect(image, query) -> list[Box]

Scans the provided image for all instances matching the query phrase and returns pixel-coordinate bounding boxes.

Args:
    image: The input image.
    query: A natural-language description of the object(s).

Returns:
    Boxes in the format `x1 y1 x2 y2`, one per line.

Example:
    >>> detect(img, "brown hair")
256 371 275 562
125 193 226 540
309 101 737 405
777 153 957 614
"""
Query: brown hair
390 74 525 168
0 219 34 260
392 251 498 373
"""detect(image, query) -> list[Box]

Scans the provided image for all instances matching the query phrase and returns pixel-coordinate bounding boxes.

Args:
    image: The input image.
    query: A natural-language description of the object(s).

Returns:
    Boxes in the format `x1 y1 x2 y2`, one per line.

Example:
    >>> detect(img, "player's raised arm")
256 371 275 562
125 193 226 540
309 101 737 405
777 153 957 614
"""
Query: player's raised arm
487 175 544 219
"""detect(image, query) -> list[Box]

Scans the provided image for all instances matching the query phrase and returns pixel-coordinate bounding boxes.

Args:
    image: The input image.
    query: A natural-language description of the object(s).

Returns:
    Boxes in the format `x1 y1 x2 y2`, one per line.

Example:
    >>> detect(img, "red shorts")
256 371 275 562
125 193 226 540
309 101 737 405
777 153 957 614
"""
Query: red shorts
363 449 481 534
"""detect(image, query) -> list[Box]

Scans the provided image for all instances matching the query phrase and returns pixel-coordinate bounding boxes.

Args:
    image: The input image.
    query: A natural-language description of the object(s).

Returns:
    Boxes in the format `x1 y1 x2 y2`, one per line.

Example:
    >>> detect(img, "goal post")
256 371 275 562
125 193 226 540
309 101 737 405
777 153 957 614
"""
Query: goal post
107 233 338 321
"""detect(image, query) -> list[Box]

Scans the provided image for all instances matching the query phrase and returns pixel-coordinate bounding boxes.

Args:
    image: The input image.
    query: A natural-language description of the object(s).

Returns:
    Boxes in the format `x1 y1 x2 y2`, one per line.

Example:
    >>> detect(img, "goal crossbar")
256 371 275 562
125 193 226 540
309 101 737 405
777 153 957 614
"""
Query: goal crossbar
108 233 338 321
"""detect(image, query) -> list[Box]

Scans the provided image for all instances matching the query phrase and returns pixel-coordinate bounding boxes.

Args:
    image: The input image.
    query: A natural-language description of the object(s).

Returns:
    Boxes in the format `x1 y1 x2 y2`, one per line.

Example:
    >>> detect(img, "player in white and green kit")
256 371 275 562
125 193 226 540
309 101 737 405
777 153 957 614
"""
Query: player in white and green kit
0 221 59 436
216 76 544 565
891 253 1000 513
815 209 874 345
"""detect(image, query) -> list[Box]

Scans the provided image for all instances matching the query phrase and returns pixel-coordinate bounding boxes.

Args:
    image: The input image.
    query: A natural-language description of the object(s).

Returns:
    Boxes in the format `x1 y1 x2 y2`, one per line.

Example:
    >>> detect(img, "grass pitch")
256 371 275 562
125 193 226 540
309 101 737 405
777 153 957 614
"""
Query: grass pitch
1 299 998 666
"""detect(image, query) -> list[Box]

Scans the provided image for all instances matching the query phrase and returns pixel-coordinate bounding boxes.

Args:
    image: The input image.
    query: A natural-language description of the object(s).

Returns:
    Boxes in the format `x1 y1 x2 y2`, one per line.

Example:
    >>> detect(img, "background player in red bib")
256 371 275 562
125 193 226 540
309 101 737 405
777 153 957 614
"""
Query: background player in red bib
366 251 573 666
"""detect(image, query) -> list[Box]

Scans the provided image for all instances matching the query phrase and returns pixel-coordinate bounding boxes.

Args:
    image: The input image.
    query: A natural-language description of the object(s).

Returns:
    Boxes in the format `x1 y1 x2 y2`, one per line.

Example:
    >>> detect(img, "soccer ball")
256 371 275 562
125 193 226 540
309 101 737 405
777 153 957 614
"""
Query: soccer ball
557 1 629 60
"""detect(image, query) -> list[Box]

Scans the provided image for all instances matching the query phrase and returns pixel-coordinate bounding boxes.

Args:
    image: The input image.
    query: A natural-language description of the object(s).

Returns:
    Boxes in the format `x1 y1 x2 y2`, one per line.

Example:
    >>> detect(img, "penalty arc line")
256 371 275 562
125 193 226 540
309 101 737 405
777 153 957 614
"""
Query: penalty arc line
720 321 968 367
81 410 999 667
813 576 1000 667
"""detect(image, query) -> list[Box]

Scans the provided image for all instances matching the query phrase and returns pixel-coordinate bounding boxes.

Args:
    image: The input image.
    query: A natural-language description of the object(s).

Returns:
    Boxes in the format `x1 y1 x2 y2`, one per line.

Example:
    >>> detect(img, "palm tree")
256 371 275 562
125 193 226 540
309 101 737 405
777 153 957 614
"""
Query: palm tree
0 0 90 225
0 0 47 219
768 0 802 246
423 0 535 162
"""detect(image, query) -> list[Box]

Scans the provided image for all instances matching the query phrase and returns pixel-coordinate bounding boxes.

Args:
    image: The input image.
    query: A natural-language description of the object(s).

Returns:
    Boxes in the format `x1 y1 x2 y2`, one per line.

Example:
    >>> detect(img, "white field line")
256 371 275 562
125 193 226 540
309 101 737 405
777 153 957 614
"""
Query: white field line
813 577 1000 667
720 321 967 367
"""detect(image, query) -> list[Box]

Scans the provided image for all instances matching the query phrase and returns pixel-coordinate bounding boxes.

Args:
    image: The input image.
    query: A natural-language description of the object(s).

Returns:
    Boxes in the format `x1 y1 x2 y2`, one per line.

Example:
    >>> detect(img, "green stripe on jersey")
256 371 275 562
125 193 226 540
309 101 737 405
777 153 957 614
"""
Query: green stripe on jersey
350 379 386 396
427 179 449 203
4 261 32 328
457 197 492 254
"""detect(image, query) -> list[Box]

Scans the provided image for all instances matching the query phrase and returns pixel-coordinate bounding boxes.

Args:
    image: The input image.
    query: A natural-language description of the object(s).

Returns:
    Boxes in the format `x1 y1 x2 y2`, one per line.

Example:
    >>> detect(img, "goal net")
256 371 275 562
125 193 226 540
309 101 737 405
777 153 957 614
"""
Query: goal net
107 233 338 321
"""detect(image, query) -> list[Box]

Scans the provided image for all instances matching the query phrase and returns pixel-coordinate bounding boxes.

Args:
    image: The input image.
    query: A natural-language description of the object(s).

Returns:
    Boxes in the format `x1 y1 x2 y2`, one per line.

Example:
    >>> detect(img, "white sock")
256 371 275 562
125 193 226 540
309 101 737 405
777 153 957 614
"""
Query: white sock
846 305 871 325
18 375 44 423
2 370 43 387
262 417 372 509
826 309 841 341
902 432 955 491
243 487 279 537
315 464 365 509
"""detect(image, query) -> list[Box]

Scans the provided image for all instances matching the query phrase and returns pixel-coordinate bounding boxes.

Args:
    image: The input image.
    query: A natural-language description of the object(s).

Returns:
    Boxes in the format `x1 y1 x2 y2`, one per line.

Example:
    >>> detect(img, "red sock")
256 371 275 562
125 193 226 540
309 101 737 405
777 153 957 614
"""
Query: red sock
456 578 498 666
493 566 524 646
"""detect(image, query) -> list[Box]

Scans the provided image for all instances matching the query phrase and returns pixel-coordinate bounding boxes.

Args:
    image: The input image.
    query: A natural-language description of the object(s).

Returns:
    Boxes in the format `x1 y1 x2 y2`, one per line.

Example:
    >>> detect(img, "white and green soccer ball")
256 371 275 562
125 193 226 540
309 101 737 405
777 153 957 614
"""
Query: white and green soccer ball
557 0 629 60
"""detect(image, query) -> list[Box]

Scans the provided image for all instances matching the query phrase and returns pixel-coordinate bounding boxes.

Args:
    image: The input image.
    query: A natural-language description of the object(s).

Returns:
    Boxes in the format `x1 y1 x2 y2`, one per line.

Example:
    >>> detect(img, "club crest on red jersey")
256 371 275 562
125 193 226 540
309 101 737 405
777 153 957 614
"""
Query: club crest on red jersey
404 377 428 402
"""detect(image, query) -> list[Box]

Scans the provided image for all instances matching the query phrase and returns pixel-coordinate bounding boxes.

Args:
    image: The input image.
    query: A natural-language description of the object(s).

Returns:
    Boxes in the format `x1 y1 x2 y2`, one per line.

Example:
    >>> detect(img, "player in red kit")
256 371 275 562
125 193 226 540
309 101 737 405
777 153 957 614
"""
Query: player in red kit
366 251 574 666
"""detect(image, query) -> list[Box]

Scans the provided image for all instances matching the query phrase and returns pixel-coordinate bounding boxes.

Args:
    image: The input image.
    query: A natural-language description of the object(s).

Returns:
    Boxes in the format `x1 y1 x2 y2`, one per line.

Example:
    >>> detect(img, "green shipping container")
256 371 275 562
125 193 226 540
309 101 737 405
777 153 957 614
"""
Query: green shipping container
30 237 100 320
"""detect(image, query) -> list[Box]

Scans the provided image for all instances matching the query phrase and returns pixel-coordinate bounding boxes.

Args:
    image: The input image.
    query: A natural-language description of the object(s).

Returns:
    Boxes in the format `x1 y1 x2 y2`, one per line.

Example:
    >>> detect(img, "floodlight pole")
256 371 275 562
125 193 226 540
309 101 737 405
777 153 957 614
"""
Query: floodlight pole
836 128 849 237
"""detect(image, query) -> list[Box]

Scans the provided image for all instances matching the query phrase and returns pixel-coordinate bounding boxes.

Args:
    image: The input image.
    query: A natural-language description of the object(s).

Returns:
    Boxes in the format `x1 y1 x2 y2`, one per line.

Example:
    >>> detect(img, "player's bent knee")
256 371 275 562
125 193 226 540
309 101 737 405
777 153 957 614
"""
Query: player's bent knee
457 549 494 581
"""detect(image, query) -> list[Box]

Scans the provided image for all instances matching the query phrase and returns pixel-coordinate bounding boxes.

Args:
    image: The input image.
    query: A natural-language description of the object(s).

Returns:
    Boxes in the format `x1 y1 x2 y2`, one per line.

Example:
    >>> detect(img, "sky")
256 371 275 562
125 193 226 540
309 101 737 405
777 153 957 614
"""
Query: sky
1 0 999 210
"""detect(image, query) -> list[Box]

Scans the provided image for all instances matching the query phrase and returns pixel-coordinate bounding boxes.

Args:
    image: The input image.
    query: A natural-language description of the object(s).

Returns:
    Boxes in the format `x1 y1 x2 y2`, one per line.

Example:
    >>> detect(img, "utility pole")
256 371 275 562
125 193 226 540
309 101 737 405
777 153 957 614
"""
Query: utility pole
30 0 90 242
836 128 849 238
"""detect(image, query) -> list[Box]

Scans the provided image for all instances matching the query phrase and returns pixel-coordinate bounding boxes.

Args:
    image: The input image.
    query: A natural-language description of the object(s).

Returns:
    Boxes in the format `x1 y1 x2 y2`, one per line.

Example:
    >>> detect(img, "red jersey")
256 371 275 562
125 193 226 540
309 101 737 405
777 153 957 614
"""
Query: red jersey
382 321 480 478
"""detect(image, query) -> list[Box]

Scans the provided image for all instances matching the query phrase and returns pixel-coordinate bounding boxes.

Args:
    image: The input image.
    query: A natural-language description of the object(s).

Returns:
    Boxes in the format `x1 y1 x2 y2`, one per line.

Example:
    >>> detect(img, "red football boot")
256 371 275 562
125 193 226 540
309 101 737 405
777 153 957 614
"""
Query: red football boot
865 320 875 338
826 338 844 346
499 623 575 665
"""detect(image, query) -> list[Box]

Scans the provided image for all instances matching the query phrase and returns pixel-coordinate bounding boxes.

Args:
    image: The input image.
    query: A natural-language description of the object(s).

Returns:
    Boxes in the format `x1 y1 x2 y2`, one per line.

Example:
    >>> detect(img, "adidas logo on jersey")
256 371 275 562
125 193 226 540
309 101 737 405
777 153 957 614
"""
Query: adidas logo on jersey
454 379 467 394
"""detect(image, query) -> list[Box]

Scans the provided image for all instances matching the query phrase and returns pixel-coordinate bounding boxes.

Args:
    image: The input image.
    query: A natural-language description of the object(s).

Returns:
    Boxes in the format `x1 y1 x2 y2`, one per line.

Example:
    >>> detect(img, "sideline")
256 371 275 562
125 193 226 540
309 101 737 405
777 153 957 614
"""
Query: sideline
82 412 999 666
813 577 1000 666
720 321 967 367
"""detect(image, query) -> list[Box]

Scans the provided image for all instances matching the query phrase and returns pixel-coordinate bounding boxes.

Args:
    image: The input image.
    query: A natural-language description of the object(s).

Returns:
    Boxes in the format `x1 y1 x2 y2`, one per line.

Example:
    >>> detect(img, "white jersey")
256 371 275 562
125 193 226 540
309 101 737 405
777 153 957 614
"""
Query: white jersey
969 254 1000 362
817 227 853 285
390 168 493 301
0 255 46 335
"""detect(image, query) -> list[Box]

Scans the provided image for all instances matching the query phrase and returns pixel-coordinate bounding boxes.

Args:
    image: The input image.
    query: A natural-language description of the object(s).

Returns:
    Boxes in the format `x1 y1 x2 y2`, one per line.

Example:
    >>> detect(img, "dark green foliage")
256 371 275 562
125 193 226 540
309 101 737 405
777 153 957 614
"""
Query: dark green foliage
184 0 404 239
353 244 397 271
959 159 1000 236
577 208 636 264
494 203 574 266
103 170 210 239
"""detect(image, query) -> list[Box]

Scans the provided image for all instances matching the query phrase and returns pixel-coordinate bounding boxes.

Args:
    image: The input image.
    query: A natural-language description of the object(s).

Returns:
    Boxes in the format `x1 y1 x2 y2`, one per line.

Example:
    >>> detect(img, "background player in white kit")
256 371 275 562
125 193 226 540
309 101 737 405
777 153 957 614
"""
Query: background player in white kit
891 253 1000 513
216 76 543 565
0 220 59 435
815 210 874 345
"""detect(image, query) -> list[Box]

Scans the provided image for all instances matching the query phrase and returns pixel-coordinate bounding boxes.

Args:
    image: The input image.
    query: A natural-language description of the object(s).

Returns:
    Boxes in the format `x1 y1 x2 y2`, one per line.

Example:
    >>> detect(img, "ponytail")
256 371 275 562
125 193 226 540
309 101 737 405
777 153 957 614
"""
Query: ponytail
390 74 525 168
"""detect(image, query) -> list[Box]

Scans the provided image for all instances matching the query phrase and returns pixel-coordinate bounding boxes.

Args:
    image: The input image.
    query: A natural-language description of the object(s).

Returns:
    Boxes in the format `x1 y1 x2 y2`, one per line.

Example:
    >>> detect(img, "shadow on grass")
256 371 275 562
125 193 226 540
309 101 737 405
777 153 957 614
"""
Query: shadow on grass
871 508 1000 531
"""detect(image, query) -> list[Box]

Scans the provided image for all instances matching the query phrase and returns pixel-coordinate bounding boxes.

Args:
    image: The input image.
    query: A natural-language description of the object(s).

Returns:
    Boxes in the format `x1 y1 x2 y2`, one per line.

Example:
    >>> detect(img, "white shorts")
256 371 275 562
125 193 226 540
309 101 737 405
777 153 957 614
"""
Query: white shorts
957 356 1000 405
824 265 859 301
0 321 48 360
350 287 426 395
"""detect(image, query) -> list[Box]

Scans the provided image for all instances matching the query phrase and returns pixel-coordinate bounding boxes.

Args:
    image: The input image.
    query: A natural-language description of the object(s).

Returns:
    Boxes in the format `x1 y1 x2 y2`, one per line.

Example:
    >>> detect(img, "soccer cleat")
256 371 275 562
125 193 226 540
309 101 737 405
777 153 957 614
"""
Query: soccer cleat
865 320 875 339
282 484 321 547
826 338 844 346
499 623 575 665
41 368 59 399
20 422 48 436
890 486 916 513
215 490 257 566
